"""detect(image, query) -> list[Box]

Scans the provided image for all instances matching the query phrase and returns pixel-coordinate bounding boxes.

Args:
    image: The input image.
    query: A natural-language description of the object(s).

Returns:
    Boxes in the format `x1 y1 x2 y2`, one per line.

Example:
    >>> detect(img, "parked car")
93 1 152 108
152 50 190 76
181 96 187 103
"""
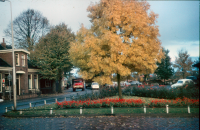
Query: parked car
91 82 100 89
171 79 194 88
123 81 131 86
130 81 142 85
112 82 118 87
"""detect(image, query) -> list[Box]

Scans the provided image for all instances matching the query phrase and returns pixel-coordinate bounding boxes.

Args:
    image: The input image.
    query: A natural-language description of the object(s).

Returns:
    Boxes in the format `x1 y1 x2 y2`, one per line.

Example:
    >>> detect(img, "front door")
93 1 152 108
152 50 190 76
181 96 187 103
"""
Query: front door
16 79 19 95
16 75 20 95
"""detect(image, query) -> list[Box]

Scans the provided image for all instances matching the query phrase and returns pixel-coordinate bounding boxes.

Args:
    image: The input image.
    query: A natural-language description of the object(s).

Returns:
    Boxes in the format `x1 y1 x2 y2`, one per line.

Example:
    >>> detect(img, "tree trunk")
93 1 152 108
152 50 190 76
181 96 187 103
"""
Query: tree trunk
52 80 56 94
117 73 123 99
58 78 63 93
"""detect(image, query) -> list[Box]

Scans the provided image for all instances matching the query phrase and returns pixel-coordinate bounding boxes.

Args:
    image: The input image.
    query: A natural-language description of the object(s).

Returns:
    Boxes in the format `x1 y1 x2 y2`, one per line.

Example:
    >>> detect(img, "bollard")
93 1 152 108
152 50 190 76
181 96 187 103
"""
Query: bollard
80 107 82 114
144 106 146 113
5 107 7 113
44 100 46 105
188 105 190 113
29 103 32 108
50 108 52 114
166 105 169 114
111 106 113 114
65 97 66 101
12 106 14 110
55 98 57 103
20 111 22 115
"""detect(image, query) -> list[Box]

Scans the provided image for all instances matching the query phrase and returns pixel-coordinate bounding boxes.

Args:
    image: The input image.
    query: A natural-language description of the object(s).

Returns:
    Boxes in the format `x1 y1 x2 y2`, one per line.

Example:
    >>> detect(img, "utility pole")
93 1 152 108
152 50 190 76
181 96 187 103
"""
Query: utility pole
0 0 17 110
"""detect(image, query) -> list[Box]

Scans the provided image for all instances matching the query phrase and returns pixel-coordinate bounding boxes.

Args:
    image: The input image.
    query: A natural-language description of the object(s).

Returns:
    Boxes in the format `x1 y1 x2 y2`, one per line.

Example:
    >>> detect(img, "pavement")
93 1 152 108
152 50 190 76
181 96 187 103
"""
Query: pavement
0 114 199 130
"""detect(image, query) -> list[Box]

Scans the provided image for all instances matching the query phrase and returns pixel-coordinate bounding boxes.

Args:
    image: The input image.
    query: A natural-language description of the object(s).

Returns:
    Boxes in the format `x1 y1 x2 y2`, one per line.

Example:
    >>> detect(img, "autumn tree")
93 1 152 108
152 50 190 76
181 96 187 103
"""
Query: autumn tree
4 9 50 51
173 49 193 79
30 23 75 93
69 0 163 99
155 48 173 84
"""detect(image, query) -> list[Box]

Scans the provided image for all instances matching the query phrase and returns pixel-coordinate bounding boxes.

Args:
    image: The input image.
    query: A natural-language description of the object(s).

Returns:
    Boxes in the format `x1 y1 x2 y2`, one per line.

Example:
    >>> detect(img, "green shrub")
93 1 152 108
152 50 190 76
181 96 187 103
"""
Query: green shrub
73 86 118 101
123 84 199 100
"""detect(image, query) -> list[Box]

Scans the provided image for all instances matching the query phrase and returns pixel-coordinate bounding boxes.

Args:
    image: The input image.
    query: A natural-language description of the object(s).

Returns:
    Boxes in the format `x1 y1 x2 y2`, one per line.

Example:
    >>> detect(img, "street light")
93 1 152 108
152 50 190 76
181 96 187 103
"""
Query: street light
0 0 17 110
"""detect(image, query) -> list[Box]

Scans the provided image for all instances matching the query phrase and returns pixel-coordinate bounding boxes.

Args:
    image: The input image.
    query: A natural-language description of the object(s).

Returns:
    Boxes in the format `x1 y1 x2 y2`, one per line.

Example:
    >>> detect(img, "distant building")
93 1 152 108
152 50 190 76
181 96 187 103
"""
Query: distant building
0 38 41 99
0 38 65 99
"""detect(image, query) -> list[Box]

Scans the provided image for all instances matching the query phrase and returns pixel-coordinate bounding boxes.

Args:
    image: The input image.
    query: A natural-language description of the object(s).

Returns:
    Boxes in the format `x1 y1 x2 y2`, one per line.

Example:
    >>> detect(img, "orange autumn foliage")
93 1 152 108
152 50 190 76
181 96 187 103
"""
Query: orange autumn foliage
69 0 164 85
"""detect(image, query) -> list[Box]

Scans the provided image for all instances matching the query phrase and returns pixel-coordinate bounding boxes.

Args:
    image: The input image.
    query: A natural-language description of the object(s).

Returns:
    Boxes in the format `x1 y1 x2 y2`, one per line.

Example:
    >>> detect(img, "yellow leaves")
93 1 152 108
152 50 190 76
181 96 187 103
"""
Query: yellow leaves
69 0 164 85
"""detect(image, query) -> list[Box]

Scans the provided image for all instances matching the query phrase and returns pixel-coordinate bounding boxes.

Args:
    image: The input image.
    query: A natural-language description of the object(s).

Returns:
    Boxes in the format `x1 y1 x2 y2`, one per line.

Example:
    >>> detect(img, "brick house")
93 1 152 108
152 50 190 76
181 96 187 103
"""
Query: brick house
0 38 40 99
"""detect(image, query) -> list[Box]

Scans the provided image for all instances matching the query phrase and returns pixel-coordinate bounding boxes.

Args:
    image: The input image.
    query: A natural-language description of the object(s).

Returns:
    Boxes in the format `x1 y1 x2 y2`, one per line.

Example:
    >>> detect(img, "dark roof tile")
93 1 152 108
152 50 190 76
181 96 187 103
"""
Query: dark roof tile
0 58 11 67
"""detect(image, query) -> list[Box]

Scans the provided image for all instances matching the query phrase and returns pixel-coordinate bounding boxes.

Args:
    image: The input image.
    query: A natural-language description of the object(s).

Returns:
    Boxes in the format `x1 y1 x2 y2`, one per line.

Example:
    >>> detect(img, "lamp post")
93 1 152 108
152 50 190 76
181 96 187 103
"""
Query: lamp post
0 0 17 110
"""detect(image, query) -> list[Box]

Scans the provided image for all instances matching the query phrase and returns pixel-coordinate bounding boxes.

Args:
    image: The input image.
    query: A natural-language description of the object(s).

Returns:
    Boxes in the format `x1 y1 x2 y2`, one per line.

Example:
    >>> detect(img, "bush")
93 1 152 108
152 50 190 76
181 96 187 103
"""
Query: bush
122 84 199 100
71 86 118 101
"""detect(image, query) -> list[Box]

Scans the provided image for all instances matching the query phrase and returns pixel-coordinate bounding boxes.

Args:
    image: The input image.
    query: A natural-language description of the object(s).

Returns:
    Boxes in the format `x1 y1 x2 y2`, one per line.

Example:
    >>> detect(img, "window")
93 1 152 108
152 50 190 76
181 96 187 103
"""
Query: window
34 75 38 89
177 81 183 83
22 55 25 66
28 74 32 89
15 53 19 66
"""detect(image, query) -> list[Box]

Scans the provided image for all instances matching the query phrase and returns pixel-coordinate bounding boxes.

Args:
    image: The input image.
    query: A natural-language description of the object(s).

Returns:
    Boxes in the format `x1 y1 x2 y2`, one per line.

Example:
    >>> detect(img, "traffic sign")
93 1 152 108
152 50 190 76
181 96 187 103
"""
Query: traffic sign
7 74 12 80
2 78 5 83
3 84 5 87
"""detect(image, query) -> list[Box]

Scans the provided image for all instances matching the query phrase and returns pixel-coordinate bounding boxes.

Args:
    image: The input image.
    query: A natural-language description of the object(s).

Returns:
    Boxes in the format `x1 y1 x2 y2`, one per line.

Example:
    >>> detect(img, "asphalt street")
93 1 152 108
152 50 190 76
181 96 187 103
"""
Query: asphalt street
0 87 98 116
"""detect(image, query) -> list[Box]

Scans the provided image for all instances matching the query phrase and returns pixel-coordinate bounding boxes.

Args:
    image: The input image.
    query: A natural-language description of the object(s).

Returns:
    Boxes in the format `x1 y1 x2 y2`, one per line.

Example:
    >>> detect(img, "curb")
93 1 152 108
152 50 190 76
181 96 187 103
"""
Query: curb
2 113 199 118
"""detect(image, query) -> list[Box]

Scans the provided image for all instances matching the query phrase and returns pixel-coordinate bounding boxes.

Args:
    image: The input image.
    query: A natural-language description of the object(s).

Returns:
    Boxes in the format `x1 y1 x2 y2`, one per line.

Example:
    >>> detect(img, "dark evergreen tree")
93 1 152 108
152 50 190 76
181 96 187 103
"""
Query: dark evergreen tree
30 23 75 93
155 48 174 84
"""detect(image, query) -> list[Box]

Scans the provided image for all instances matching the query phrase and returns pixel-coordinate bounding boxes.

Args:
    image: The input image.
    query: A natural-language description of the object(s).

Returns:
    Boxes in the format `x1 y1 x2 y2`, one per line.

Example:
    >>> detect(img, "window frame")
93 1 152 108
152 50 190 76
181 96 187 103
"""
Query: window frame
21 54 25 66
34 74 38 89
28 74 32 90
15 53 20 66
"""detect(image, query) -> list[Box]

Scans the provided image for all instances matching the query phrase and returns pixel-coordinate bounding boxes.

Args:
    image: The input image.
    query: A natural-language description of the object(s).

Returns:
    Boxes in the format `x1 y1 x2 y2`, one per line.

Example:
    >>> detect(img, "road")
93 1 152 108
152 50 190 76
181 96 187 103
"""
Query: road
0 87 98 116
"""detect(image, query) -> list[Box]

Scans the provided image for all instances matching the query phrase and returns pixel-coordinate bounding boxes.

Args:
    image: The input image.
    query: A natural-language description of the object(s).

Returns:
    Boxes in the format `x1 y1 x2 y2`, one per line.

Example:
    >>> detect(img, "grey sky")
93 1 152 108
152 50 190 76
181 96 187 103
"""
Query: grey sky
0 0 199 62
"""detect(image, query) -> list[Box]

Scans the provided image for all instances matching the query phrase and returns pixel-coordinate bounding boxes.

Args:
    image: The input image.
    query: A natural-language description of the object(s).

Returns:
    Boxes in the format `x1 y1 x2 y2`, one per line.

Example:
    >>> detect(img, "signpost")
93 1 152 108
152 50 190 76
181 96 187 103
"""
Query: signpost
7 73 12 101
2 78 5 84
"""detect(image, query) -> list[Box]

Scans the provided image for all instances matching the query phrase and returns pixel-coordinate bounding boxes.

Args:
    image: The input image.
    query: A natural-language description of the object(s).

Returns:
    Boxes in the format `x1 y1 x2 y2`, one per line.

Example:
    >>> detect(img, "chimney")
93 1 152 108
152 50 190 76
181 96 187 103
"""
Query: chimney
1 38 6 48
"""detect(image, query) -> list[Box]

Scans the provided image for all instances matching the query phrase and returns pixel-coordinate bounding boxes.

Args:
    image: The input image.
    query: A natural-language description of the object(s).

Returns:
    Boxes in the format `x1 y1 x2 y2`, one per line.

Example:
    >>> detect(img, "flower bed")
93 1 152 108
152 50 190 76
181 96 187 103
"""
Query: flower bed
57 97 199 109
149 97 199 107
57 98 145 108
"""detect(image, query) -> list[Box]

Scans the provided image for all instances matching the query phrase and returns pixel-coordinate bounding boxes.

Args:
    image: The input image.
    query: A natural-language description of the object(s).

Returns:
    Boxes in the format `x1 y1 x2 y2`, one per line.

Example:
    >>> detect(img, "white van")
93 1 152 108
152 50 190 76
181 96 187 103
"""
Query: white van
171 79 193 88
